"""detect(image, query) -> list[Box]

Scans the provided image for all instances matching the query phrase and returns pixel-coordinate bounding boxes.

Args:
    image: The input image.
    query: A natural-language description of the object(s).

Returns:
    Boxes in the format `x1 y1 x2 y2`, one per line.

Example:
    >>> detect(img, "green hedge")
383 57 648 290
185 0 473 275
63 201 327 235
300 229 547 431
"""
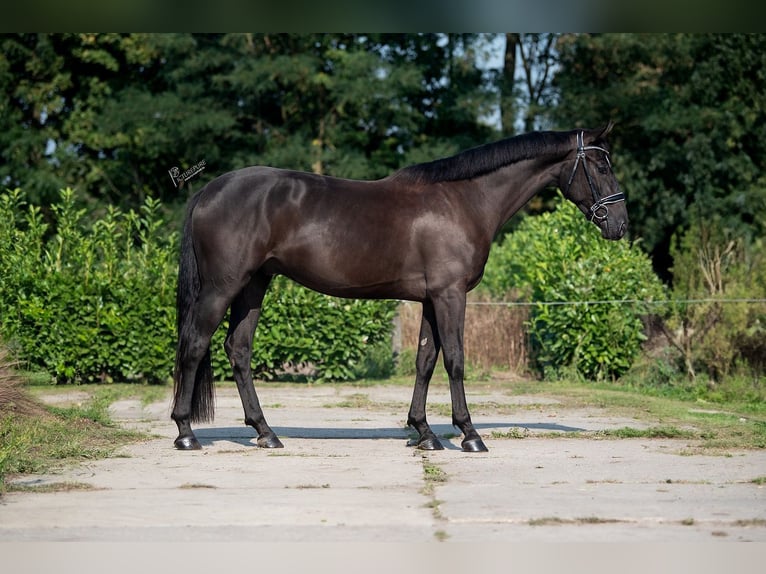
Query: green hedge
211 277 396 382
482 194 665 380
0 188 395 384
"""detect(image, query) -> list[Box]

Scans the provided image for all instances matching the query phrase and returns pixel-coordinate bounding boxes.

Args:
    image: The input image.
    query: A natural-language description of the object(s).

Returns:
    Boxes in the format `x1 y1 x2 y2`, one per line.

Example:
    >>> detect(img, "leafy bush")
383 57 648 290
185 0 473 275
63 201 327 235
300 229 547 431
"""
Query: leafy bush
209 277 397 382
661 220 766 383
0 188 396 384
0 188 178 383
481 194 665 380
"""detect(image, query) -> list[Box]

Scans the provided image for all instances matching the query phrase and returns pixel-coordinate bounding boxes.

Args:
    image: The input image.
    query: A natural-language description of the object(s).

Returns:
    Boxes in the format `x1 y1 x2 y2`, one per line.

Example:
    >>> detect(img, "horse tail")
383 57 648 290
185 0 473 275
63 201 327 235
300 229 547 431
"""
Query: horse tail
173 190 215 423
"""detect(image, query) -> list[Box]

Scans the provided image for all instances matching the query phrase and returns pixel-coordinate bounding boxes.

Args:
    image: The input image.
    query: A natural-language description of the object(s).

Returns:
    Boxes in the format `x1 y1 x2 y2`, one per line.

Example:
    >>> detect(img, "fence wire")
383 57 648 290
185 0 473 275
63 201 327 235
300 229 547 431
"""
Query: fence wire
459 298 766 307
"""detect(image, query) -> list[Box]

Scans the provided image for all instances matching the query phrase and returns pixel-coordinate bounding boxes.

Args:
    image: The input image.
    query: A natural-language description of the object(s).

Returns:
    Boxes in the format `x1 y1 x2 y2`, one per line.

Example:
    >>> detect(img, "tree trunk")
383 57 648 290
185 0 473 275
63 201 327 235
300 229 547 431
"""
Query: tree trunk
500 33 519 136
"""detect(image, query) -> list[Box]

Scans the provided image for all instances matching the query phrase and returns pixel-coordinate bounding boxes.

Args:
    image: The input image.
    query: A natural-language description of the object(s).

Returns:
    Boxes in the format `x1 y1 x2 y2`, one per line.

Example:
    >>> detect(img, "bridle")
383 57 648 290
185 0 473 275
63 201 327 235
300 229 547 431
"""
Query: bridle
565 131 625 222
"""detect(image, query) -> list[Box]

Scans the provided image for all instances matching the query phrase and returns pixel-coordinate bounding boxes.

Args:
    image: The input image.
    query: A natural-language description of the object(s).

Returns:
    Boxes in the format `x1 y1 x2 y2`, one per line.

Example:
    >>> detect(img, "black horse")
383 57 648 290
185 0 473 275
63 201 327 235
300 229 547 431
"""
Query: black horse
172 123 627 452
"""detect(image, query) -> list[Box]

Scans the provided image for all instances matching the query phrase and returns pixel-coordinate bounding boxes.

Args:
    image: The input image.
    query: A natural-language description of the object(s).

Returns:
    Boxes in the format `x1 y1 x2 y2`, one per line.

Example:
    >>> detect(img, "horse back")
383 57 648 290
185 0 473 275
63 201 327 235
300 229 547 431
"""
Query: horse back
190 166 489 300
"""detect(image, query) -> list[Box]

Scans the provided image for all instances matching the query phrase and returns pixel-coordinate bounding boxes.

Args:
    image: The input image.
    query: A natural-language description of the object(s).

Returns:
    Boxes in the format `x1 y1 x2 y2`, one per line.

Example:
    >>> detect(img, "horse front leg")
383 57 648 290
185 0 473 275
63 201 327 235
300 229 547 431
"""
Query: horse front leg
407 300 444 450
431 289 488 453
224 276 283 449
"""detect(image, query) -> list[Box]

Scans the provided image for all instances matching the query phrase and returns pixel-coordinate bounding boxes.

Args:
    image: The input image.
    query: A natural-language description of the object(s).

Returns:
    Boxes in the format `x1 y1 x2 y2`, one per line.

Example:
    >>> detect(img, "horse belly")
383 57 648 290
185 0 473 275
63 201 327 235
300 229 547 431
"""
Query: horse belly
267 224 426 301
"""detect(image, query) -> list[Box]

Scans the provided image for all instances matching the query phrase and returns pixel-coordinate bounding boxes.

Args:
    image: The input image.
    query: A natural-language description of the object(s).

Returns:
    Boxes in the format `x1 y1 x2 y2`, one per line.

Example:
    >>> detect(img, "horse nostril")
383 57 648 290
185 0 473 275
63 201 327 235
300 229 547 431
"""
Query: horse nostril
619 221 628 237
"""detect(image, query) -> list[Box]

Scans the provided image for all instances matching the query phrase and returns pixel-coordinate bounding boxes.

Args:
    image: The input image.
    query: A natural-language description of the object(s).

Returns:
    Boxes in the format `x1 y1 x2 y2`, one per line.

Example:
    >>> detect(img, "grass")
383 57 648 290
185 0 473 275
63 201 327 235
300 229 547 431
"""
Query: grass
491 427 530 439
0 408 147 491
597 426 695 439
734 518 766 527
491 426 699 441
323 393 376 409
493 378 766 451
529 516 627 526
322 392 407 411
419 455 449 539
1 380 152 494
6 481 98 493
422 459 447 485
28 382 170 410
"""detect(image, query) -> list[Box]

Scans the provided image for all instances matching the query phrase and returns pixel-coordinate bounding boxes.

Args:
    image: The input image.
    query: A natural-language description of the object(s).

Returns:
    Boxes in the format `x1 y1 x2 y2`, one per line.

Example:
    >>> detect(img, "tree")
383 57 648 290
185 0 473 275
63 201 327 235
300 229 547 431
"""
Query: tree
0 34 72 205
1 33 499 212
551 33 766 279
0 33 238 207
500 33 558 134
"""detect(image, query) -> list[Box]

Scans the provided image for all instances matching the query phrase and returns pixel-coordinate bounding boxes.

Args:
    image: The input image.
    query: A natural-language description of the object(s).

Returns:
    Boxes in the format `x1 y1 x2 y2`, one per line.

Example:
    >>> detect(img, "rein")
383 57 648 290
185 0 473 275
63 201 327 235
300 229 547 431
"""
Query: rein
565 131 625 222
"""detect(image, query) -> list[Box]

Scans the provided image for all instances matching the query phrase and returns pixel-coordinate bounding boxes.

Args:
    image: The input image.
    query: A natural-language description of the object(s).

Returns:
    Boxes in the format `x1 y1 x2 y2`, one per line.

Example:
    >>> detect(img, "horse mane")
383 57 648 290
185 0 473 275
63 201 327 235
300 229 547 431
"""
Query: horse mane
392 130 573 184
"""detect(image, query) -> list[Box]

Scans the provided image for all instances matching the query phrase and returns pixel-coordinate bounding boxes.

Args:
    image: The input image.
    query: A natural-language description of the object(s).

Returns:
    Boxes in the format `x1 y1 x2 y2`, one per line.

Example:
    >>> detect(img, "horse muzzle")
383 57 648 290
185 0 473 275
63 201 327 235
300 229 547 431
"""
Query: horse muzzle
599 217 628 240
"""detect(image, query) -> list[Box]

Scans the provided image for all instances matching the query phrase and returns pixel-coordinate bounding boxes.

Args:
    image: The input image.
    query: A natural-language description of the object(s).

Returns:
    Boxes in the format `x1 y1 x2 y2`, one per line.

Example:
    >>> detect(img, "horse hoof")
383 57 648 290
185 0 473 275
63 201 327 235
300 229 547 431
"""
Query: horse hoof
257 433 284 448
408 436 444 450
174 435 202 450
461 437 488 453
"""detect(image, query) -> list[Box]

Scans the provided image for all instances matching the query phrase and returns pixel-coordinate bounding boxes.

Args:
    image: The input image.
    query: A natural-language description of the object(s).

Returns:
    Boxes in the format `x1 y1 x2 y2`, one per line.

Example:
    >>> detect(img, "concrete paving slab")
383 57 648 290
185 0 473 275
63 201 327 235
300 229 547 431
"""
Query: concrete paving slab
1 384 764 543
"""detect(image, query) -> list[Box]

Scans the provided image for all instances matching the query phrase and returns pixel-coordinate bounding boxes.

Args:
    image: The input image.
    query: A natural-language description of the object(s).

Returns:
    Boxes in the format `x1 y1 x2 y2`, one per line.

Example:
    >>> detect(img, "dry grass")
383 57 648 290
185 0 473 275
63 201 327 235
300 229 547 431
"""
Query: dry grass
0 346 45 417
396 299 528 374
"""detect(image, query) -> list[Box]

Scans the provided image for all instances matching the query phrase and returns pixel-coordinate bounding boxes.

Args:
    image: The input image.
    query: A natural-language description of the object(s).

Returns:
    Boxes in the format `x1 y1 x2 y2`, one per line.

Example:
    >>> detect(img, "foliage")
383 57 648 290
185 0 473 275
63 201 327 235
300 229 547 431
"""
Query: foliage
0 343 44 417
659 219 766 385
0 187 396 384
0 187 178 383
551 33 766 278
4 32 765 389
499 33 559 134
208 278 397 382
0 33 497 209
0 386 144 493
481 194 665 380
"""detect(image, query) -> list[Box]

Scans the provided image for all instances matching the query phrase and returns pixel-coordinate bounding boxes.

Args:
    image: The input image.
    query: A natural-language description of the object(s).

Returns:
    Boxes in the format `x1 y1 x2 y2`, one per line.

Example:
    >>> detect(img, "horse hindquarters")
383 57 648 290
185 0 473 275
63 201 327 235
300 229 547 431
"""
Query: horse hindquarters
172 186 282 451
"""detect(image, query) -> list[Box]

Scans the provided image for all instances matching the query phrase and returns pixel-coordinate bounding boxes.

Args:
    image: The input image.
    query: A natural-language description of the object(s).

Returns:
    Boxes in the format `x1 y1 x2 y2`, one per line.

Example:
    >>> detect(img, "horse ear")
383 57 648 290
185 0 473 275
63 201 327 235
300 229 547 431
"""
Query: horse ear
583 121 614 145
598 120 615 139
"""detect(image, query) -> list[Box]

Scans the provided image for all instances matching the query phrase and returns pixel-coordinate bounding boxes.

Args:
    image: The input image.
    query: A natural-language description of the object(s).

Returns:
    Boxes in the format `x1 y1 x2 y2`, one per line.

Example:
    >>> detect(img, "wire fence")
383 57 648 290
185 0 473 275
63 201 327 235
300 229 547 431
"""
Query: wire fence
396 297 766 374
460 298 766 307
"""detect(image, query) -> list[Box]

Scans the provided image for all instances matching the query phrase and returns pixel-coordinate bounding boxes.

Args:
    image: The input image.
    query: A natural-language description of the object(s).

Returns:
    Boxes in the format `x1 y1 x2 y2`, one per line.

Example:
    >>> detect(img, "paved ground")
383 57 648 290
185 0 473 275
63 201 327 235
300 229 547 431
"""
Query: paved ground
1 383 765 544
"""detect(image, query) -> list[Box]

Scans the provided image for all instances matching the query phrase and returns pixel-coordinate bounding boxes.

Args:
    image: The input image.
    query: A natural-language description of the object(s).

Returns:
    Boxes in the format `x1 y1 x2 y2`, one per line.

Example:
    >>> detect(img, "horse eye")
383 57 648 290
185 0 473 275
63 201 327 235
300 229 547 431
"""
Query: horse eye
597 165 609 175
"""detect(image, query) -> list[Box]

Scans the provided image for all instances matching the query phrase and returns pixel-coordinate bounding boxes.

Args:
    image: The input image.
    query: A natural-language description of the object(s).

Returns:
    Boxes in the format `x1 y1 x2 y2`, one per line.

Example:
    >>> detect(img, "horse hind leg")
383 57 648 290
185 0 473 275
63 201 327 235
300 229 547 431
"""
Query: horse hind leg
172 288 231 450
224 274 283 448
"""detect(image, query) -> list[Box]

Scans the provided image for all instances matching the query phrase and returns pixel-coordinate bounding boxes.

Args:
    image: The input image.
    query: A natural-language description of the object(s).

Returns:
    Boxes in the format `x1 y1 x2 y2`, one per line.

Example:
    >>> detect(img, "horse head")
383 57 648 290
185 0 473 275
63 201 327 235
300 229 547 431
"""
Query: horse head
561 121 628 240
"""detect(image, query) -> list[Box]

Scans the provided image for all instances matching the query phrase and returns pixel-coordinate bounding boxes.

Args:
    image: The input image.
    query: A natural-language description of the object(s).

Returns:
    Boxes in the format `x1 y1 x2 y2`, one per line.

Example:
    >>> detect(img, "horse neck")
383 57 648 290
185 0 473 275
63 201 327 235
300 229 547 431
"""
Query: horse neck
473 150 570 238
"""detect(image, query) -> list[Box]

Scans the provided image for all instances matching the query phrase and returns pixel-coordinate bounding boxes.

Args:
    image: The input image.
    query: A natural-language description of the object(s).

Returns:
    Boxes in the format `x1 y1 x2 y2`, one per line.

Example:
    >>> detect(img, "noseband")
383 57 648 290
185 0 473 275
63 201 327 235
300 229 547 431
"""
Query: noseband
565 131 625 222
